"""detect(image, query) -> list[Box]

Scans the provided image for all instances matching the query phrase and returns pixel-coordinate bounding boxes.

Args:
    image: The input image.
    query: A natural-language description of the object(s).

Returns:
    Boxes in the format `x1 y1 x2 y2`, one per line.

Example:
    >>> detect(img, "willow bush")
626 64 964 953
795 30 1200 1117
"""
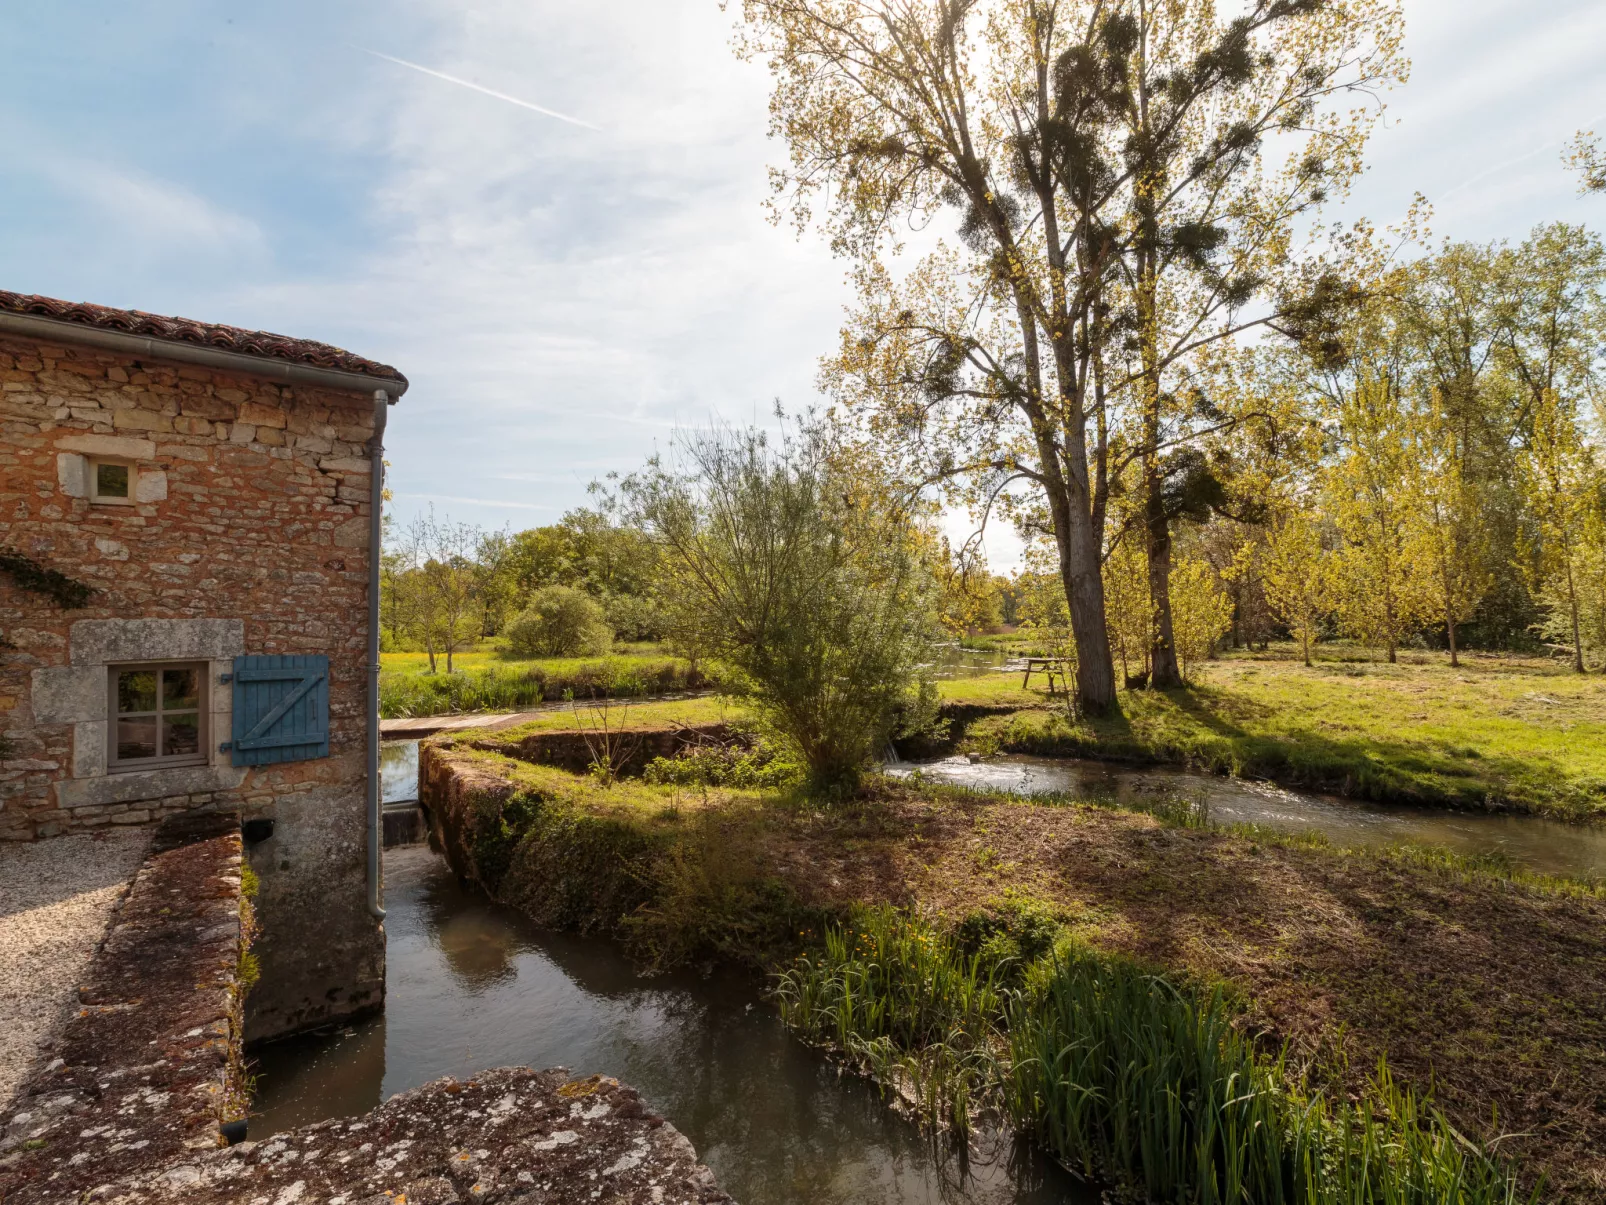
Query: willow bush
623 421 941 794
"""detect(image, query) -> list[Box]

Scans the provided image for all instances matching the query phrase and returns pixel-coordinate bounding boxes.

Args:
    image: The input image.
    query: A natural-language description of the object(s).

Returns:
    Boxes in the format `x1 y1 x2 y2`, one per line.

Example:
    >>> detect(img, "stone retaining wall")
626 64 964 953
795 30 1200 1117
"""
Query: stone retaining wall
83 1067 732 1204
469 721 739 777
0 816 247 1203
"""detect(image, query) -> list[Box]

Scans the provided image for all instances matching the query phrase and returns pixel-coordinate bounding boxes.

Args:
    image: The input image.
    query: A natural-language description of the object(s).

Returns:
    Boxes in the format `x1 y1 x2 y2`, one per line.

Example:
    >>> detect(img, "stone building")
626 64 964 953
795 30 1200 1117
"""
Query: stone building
0 291 406 1041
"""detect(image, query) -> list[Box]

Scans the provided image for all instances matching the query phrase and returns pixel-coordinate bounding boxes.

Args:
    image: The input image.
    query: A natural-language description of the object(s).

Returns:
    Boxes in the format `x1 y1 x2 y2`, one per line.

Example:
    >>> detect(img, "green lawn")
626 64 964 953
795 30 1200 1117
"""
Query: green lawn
411 642 1606 819
939 646 1606 819
378 642 707 718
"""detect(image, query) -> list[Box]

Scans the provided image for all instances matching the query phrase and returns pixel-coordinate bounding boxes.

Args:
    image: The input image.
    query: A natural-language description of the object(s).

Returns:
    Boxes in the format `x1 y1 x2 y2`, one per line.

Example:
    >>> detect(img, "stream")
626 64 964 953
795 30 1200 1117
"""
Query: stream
251 846 1094 1205
886 754 1606 879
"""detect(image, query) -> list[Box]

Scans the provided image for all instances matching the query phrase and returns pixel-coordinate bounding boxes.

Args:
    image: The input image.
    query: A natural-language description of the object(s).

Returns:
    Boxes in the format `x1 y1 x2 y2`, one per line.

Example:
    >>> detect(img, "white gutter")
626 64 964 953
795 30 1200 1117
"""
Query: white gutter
366 390 391 920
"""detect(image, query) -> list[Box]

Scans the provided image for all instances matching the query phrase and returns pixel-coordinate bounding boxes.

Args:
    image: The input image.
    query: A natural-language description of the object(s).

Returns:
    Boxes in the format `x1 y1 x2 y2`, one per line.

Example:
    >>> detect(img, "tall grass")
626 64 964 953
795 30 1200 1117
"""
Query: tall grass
775 908 1535 1204
774 908 1006 1130
379 656 708 718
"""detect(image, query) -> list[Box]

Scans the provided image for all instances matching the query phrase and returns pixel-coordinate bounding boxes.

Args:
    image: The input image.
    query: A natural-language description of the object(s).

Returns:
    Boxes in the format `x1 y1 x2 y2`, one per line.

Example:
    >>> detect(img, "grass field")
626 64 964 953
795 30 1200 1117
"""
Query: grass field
937 645 1606 820
378 642 709 718
418 642 1606 819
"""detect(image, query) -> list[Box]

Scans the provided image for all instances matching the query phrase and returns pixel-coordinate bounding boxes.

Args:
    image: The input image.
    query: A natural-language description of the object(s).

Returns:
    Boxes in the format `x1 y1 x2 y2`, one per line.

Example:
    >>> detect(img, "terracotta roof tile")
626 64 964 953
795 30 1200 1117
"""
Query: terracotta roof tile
0 290 407 385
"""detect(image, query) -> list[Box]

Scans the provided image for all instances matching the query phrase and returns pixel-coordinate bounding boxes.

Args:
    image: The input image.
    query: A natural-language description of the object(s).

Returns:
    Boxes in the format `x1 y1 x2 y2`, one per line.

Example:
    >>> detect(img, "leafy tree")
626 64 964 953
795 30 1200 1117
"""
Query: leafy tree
1258 508 1328 666
1102 535 1152 686
1169 557 1233 681
395 509 484 673
473 527 520 637
504 585 614 658
744 0 1404 709
1414 403 1491 666
1326 378 1434 662
1520 389 1599 672
625 422 940 793
1565 131 1605 195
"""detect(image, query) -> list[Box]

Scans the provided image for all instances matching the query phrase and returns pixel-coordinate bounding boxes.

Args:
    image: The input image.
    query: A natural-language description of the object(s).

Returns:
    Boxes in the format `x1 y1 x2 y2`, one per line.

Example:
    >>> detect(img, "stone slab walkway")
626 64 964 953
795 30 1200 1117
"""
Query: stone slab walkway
0 828 150 1110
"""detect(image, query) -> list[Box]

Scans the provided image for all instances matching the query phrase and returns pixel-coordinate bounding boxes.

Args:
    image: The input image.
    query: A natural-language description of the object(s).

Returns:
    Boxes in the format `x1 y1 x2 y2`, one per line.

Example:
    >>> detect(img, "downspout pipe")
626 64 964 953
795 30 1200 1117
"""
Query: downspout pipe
366 389 391 920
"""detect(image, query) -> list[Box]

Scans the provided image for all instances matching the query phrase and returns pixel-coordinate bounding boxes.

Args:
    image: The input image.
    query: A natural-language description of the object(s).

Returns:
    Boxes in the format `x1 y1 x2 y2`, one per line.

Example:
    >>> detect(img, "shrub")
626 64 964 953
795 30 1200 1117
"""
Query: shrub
505 585 613 658
624 422 941 794
642 740 804 789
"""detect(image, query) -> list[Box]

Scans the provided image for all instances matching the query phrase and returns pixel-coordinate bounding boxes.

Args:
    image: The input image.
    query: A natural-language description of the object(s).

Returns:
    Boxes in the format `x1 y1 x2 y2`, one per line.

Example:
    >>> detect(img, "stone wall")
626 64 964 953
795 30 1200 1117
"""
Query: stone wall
471 722 739 776
0 328 386 1040
0 818 248 1203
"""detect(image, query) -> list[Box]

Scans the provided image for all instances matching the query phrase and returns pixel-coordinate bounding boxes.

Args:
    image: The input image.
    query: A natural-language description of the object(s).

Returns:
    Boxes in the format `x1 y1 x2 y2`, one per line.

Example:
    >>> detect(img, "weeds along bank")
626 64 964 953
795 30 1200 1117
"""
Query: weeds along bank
420 727 1606 1202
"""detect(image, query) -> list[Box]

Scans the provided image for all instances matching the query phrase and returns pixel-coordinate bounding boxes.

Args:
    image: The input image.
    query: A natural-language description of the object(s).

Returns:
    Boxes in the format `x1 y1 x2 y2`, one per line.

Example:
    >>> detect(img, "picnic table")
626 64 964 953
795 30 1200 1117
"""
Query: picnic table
1021 656 1073 694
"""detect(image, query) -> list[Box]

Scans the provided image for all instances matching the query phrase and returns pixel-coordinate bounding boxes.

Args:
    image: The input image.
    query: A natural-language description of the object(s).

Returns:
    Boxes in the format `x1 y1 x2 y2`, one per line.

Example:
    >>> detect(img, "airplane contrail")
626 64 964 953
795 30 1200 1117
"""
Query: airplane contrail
358 47 599 131
1436 108 1606 205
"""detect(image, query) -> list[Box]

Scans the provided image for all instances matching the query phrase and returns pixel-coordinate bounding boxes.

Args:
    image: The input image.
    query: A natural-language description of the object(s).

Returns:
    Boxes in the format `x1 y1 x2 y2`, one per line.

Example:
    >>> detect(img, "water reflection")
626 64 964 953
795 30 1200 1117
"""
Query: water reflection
380 740 419 803
888 754 1606 879
929 645 1013 679
252 847 1094 1205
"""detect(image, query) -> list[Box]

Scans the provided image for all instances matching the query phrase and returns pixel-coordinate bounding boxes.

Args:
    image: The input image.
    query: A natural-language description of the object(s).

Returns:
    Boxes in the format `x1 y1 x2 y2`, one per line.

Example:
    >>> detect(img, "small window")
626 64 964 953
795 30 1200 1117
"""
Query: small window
90 459 135 505
108 663 208 772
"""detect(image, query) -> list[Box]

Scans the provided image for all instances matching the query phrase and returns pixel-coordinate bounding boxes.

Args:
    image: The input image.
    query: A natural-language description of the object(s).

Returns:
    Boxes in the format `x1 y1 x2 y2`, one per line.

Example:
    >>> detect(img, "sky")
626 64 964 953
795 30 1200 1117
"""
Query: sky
2 0 1604 571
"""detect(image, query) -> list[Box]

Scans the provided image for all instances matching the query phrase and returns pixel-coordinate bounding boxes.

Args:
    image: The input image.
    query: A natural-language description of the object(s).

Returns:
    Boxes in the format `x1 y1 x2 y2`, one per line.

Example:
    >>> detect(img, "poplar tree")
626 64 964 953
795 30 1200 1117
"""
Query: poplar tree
1413 401 1490 666
742 0 1405 711
1168 556 1233 680
1520 389 1598 672
1326 377 1434 662
1260 508 1328 666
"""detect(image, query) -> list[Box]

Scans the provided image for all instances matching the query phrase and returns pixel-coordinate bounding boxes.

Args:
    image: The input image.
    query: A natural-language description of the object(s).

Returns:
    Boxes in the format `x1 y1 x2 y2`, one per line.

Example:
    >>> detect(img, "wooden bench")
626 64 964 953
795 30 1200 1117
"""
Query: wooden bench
1021 657 1073 694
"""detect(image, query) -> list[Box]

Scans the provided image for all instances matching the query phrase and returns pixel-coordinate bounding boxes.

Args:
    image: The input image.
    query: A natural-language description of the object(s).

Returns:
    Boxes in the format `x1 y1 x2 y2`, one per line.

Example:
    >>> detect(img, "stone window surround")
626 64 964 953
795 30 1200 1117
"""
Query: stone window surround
31 619 249 811
55 433 168 504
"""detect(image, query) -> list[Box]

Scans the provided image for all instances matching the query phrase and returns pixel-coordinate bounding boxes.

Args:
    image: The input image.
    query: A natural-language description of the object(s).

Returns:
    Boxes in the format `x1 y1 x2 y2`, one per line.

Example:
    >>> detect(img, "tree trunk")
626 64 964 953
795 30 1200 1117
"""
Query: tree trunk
1447 612 1459 668
1056 505 1118 713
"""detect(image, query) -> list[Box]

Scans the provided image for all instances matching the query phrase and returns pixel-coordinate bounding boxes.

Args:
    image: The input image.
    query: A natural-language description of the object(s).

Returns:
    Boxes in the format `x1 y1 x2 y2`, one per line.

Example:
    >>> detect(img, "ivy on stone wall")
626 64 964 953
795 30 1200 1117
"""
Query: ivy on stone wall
1 546 94 609
0 546 94 651
0 548 92 757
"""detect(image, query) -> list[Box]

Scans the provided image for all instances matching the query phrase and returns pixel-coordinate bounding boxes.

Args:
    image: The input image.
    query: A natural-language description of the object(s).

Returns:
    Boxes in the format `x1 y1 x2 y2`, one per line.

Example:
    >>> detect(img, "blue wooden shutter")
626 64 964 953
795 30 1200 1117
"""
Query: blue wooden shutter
229 655 330 766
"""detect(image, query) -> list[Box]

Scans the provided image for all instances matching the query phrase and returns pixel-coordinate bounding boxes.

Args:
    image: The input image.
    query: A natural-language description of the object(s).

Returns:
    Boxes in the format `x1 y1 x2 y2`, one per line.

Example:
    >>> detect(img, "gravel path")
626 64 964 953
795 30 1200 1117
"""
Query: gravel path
0 829 151 1109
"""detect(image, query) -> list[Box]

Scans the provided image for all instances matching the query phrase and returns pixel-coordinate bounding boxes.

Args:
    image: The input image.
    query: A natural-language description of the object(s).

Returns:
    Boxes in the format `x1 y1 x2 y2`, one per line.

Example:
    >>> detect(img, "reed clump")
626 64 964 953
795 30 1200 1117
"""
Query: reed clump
774 906 1535 1205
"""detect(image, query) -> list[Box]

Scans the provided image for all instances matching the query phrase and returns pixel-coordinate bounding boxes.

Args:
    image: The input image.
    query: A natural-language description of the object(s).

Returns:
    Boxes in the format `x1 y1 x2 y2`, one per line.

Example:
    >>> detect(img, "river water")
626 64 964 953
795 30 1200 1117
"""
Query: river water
886 754 1606 880
251 846 1093 1205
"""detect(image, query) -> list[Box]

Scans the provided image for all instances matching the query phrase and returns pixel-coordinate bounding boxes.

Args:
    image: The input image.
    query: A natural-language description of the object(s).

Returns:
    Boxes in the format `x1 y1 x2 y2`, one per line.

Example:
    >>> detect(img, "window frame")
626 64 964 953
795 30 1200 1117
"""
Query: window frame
88 458 137 506
106 661 210 773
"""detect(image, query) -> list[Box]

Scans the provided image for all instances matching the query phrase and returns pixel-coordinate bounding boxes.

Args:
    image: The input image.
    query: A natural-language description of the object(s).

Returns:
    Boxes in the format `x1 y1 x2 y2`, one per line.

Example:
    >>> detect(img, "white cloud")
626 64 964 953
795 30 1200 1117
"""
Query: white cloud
37 153 264 254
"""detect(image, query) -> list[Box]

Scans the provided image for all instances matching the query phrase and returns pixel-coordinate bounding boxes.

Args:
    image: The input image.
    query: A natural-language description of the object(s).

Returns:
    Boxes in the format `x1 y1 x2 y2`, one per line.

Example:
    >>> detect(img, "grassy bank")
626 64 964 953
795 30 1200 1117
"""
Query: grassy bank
379 644 708 718
424 731 1606 1199
936 647 1606 820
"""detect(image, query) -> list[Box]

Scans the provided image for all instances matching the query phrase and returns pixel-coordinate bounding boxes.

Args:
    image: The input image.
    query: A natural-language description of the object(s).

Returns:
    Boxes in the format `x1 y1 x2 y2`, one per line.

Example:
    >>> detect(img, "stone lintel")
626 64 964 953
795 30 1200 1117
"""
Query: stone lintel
69 618 245 666
55 433 157 460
